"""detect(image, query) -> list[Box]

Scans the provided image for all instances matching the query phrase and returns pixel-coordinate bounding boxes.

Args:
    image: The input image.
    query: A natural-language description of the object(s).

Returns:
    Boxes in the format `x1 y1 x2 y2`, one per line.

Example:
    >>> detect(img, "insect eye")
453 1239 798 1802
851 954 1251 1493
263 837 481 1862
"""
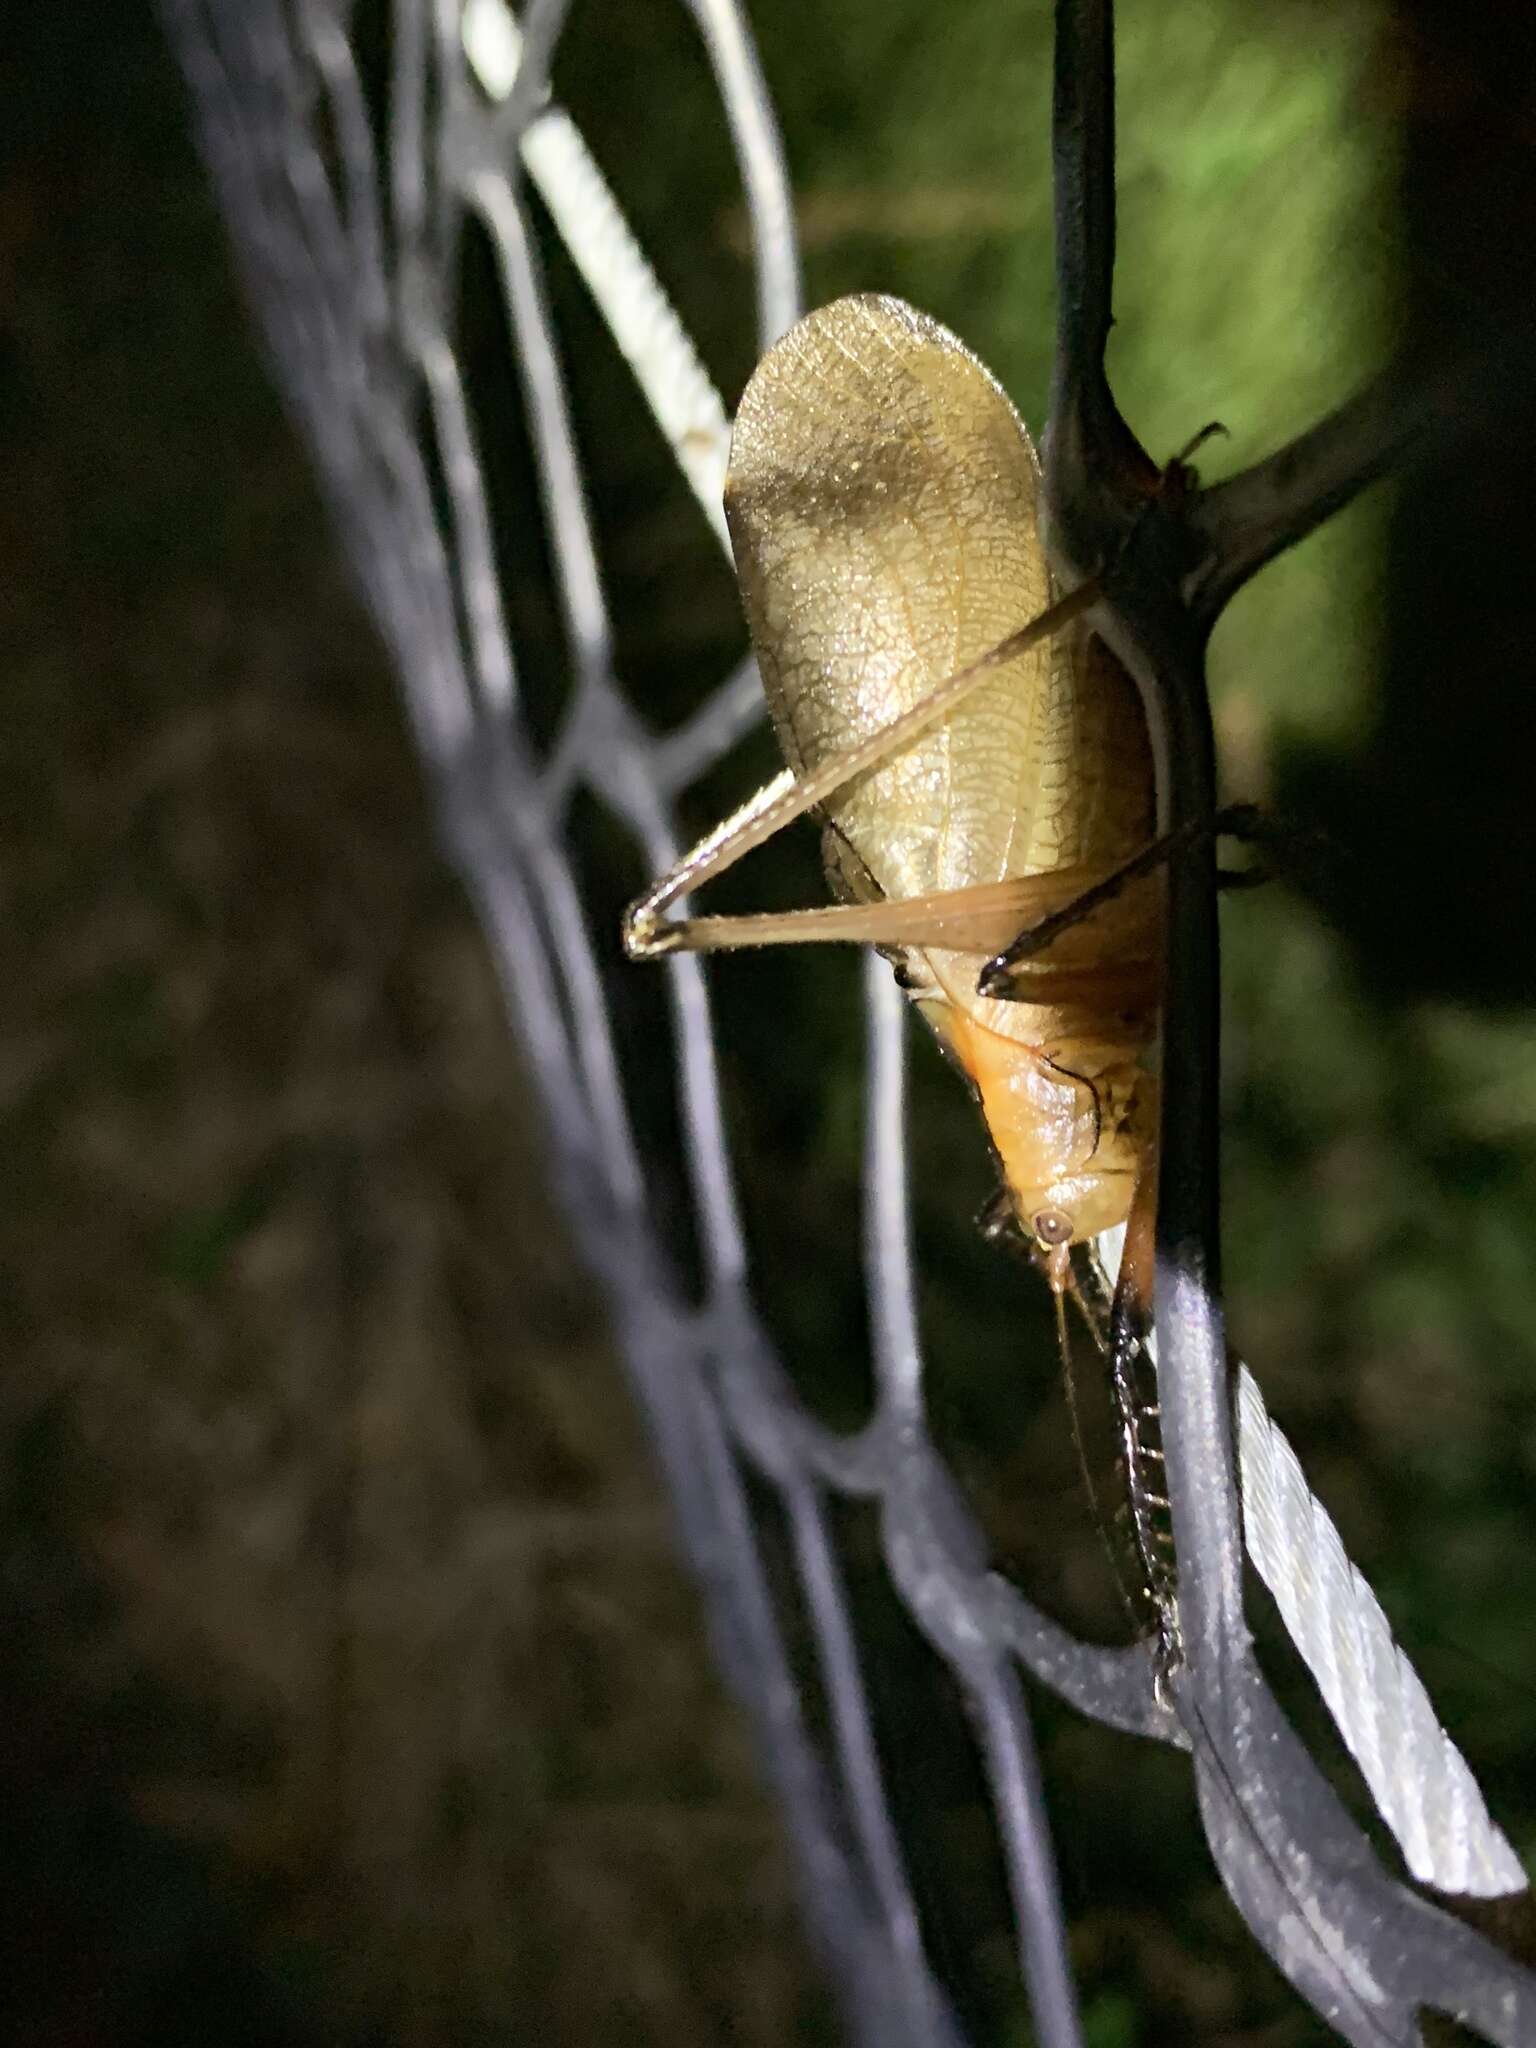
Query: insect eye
1031 1208 1074 1248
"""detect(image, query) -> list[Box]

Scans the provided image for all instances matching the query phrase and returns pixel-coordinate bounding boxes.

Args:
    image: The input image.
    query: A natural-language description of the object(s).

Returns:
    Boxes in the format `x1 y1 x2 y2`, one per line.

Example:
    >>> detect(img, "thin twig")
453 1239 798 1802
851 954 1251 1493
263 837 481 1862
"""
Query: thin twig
1187 356 1423 619
1048 0 1149 509
1188 305 1536 618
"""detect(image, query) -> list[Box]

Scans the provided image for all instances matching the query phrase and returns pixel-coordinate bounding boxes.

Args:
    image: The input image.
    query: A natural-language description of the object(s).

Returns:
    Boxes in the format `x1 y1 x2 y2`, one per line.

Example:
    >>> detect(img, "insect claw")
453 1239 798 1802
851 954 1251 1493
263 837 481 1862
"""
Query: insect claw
621 907 677 960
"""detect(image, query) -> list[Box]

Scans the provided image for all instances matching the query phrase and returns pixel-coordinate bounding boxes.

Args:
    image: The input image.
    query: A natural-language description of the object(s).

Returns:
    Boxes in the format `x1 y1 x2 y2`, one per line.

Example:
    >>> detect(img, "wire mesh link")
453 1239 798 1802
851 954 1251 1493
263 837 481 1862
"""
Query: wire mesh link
1235 1365 1526 1898
158 5 1137 2040
160 1 1530 2041
1089 1224 1527 1901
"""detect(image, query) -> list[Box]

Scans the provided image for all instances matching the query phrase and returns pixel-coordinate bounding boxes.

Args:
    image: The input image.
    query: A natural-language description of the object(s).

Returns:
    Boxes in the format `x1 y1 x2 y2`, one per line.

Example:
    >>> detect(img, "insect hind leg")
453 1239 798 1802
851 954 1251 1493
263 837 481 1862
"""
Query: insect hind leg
1108 1263 1181 1688
976 801 1269 999
1067 1174 1181 1690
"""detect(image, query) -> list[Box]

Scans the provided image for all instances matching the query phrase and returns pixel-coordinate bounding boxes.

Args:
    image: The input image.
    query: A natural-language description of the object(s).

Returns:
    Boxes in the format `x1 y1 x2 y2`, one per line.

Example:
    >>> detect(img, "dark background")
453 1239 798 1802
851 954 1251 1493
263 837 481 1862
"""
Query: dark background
3 2 1535 2044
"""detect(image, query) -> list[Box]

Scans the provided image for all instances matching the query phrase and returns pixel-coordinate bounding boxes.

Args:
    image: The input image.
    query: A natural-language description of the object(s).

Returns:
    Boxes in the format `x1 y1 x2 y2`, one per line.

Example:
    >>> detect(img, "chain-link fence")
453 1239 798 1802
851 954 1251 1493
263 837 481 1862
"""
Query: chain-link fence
159 2 1536 2041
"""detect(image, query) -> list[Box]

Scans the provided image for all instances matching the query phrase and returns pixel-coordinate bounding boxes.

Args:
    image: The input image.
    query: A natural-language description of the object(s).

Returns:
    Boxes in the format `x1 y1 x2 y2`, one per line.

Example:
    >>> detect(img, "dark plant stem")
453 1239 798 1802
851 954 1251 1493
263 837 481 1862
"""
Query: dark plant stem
1044 0 1536 2038
1187 357 1423 620
1048 0 1150 506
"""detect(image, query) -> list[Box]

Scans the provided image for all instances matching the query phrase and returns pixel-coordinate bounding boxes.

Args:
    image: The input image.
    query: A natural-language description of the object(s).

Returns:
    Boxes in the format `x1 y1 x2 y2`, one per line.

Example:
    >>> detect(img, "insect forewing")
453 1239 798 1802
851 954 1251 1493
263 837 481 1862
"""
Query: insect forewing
726 294 1063 905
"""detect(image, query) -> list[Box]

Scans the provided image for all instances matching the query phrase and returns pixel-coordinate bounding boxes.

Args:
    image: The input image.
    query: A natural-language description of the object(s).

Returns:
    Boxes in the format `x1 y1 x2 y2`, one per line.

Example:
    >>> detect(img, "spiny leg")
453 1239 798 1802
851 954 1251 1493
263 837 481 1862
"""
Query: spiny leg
1104 1160 1182 1693
1027 1219 1148 1644
977 802 1265 999
1044 1180 1182 1688
981 1195 1169 1650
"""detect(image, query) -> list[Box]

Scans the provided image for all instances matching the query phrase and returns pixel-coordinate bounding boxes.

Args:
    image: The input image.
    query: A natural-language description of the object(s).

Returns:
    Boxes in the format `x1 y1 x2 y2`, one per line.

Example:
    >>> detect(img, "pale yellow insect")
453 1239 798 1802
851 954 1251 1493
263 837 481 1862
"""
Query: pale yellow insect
624 293 1162 1288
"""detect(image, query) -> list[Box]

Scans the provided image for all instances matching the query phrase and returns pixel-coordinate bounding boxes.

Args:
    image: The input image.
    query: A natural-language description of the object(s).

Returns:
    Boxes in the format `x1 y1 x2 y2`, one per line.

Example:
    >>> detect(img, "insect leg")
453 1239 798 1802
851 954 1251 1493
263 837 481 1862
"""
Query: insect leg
1106 1161 1183 1690
976 801 1264 997
624 868 1156 992
622 580 1098 959
1217 806 1337 895
1049 1256 1147 1643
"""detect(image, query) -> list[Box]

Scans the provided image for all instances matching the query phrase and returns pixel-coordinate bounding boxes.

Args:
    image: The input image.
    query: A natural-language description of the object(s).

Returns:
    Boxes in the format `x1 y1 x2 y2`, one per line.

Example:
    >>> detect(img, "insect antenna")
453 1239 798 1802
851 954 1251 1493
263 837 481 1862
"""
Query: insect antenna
1074 1243 1182 1686
981 1199 1146 1639
1048 1254 1145 1644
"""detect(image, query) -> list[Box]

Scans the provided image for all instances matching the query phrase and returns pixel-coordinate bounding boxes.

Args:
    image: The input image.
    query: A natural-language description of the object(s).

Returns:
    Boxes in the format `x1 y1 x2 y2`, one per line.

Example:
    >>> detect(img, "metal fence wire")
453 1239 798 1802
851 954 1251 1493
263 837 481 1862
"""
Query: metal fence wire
160 2 1535 2042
